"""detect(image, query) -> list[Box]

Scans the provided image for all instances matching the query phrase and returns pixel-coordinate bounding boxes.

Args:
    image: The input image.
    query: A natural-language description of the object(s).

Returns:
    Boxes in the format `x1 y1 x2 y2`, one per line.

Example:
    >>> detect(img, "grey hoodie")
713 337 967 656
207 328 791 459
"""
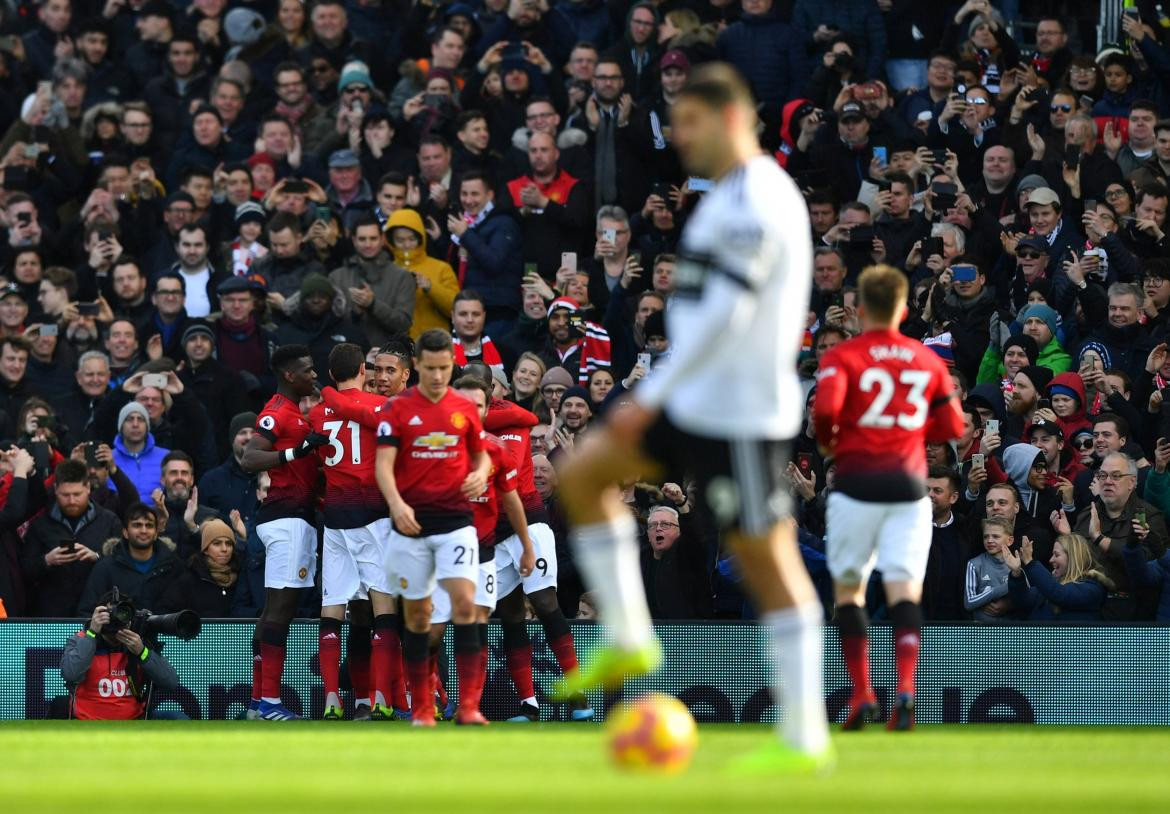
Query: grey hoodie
1003 443 1043 512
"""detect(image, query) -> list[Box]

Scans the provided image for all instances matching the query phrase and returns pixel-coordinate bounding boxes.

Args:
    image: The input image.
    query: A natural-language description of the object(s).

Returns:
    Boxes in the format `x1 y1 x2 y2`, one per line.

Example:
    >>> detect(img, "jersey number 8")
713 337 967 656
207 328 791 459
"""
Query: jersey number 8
857 367 931 430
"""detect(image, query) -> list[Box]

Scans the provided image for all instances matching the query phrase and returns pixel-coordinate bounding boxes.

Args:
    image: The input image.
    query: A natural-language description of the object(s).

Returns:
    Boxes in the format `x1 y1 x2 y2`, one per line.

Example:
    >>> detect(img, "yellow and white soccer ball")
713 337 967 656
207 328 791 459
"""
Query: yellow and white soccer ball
606 693 698 774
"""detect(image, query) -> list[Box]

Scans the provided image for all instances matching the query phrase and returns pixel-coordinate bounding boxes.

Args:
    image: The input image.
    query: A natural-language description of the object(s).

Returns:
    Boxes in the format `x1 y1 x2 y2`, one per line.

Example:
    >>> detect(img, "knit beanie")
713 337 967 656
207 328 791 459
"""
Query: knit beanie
1018 364 1054 393
118 401 150 431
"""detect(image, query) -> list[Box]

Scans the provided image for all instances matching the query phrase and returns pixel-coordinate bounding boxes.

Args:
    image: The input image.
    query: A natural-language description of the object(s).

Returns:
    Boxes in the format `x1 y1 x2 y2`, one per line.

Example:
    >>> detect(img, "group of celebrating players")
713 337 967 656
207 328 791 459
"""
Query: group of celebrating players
235 63 963 775
241 330 591 725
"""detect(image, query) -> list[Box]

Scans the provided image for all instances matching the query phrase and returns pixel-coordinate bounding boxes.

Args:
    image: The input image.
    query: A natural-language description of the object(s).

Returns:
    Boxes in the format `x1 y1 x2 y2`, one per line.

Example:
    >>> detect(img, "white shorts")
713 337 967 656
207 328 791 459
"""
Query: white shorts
257 517 317 589
431 556 497 623
387 525 478 601
495 522 557 599
321 519 394 606
826 492 932 585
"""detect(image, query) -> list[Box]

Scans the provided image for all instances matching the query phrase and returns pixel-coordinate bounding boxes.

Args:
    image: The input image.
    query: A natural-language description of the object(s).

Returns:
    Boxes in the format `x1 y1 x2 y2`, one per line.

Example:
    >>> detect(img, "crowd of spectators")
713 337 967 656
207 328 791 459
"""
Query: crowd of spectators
0 0 1168 626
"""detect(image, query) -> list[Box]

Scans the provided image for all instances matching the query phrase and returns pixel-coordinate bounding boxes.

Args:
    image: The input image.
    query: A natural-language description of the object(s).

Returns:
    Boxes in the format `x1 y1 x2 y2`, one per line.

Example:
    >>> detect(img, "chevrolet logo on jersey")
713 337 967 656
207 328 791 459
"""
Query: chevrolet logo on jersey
414 432 459 449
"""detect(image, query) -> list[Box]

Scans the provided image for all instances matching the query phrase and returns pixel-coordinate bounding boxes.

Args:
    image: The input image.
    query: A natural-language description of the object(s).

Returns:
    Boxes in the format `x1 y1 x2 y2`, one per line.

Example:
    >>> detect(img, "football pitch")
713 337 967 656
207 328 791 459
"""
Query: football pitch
1 723 1166 813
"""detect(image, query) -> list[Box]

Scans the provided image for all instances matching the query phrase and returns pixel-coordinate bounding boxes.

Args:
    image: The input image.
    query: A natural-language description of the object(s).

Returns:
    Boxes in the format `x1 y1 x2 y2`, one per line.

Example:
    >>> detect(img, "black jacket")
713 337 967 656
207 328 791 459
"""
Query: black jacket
77 537 182 617
274 305 369 380
159 554 239 618
197 456 258 526
640 511 714 619
179 359 251 461
21 503 125 617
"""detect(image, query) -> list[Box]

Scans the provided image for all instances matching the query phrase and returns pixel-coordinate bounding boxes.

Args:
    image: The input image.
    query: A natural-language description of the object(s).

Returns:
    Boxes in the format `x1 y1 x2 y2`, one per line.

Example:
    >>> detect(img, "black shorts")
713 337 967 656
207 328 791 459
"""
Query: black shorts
640 412 792 536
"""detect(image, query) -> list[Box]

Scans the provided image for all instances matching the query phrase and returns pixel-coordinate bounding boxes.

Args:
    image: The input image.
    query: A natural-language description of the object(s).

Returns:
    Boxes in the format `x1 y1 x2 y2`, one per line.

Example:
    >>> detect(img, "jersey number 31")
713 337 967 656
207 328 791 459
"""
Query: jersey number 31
322 420 362 466
858 367 930 430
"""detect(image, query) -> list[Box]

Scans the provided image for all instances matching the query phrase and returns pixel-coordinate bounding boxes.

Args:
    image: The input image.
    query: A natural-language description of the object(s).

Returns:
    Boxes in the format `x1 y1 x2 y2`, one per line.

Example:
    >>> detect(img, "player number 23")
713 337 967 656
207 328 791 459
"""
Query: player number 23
322 420 362 466
857 367 930 430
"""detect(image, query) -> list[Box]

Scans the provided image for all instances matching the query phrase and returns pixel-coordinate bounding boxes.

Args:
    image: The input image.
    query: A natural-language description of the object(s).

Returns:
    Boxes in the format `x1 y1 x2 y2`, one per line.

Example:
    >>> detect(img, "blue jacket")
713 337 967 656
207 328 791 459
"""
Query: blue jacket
716 10 804 107
112 433 169 500
457 208 524 312
1008 560 1107 621
1122 543 1170 621
197 456 258 526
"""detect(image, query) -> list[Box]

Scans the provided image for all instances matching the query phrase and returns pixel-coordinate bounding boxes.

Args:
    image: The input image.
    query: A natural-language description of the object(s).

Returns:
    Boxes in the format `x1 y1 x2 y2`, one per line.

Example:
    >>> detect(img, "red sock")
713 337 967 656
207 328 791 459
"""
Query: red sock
318 627 342 701
382 629 407 710
506 644 535 700
349 651 370 707
456 649 483 711
250 639 262 703
405 657 431 721
431 652 447 706
371 629 392 709
549 632 579 675
479 646 489 697
259 642 287 701
842 633 874 706
894 627 920 697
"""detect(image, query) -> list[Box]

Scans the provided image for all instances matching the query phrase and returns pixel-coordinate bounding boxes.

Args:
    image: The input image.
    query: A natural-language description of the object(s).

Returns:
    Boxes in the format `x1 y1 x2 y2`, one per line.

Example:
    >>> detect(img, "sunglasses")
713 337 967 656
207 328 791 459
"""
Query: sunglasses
1050 103 1073 112
1073 438 1094 449
1017 251 1043 259
965 97 989 106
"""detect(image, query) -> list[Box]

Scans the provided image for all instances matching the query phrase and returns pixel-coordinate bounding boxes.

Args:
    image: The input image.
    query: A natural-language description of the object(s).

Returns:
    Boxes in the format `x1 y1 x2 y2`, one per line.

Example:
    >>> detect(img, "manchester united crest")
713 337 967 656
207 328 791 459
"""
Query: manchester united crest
451 412 467 430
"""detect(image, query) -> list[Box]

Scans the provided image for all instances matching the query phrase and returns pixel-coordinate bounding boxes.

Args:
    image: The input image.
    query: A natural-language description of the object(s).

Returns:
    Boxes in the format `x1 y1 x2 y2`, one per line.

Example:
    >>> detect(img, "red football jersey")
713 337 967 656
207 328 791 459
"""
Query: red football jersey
484 399 547 534
471 433 518 546
375 386 485 534
255 393 318 523
310 387 387 529
814 329 963 501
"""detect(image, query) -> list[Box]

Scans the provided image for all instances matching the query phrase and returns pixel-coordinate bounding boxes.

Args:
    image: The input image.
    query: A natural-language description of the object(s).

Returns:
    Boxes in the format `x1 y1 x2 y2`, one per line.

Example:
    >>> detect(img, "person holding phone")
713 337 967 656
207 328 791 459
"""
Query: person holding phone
874 172 930 269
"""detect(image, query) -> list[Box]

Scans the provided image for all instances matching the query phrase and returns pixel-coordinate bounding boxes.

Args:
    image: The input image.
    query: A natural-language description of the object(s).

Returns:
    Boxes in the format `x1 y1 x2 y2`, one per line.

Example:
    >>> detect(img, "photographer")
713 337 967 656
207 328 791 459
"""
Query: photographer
60 597 182 720
77 501 180 617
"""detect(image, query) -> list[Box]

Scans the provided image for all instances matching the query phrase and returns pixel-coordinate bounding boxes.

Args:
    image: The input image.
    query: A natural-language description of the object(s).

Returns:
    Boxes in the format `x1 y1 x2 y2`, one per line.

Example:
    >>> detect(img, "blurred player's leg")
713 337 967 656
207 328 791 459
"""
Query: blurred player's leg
557 427 660 695
318 614 344 719
728 520 832 773
346 606 373 719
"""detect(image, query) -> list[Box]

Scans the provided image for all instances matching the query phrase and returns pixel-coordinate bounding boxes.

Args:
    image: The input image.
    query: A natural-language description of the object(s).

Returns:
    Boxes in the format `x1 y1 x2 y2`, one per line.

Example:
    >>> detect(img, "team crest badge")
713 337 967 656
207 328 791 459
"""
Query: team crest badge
451 412 467 429
298 567 308 579
399 577 409 589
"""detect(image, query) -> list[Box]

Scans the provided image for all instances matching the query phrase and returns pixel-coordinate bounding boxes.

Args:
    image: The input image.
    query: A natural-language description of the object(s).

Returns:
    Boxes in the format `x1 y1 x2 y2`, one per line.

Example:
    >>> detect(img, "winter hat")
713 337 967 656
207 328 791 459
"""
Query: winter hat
191 103 223 124
968 7 1006 39
229 411 257 441
200 519 236 552
1017 364 1054 393
1026 278 1053 303
235 200 267 227
547 295 580 317
300 273 335 300
1003 333 1039 364
1078 341 1112 370
1017 174 1048 194
118 401 150 431
643 310 667 340
247 152 276 171
181 320 215 346
1048 381 1081 405
1018 303 1061 344
561 386 590 406
923 332 955 367
224 7 266 47
490 366 509 391
338 61 372 92
540 367 574 390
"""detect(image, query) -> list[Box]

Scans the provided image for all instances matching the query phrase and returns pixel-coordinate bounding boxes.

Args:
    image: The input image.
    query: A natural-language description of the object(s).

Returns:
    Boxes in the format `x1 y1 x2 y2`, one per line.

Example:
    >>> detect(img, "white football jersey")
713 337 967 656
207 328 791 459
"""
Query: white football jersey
637 154 811 440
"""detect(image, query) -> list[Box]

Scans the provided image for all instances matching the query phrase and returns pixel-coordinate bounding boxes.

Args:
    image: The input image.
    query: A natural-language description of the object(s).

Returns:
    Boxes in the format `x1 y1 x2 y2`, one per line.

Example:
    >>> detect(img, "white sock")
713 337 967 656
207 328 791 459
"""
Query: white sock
374 690 387 708
763 603 829 754
325 692 340 708
571 516 654 650
355 699 371 709
520 696 537 707
261 696 280 705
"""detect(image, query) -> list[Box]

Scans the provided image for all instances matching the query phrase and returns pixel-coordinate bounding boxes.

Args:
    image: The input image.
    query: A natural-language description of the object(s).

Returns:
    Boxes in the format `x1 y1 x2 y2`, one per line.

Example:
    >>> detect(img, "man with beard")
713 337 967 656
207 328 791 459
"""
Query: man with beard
539 297 611 384
151 450 222 560
1004 365 1053 444
557 386 592 443
198 412 259 526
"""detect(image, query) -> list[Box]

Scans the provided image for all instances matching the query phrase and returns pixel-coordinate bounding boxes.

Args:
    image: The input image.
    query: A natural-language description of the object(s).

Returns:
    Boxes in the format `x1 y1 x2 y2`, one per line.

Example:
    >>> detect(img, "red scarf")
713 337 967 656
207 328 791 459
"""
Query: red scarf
453 334 503 368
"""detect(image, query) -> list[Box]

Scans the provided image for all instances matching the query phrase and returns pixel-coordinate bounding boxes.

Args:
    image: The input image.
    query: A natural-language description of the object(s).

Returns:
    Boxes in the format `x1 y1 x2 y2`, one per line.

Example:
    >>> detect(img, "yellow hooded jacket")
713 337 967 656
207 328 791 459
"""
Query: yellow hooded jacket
385 208 460 339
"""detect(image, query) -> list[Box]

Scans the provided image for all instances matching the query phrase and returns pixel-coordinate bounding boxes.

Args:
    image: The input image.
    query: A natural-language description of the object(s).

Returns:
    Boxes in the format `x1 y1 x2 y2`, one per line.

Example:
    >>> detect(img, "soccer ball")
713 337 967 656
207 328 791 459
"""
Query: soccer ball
606 693 698 774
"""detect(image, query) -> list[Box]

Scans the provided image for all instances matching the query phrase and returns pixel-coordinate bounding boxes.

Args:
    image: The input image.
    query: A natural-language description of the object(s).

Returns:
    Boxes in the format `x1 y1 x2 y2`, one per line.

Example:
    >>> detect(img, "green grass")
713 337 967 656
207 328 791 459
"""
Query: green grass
1 723 1166 813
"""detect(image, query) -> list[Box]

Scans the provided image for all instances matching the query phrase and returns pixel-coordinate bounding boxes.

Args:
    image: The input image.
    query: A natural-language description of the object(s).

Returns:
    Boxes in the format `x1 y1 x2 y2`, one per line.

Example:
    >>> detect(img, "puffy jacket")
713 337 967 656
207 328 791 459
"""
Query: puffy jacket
453 207 525 312
274 302 369 378
111 434 169 503
716 9 804 107
77 537 182 616
198 456 258 526
385 208 459 339
328 251 416 348
1008 559 1109 620
979 336 1073 384
21 503 125 617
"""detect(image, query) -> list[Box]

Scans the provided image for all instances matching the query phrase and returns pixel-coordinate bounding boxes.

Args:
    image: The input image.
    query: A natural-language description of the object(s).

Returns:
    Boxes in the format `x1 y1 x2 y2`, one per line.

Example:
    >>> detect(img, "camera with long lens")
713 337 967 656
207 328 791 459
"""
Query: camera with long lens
103 587 202 641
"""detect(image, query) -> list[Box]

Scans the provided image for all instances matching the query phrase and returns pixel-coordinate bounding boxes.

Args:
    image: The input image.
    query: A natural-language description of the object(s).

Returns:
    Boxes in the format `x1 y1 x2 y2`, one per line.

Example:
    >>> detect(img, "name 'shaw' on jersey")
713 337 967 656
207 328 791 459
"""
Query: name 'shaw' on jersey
813 329 964 502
